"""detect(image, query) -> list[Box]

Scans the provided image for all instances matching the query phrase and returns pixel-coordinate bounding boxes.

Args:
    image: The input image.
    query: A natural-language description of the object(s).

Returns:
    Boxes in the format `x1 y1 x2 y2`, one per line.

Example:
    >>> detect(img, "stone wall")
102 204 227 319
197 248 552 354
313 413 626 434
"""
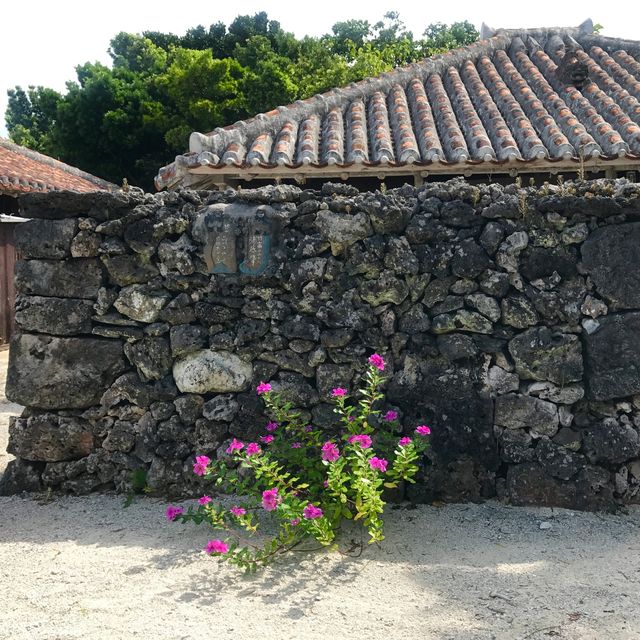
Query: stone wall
3 179 640 511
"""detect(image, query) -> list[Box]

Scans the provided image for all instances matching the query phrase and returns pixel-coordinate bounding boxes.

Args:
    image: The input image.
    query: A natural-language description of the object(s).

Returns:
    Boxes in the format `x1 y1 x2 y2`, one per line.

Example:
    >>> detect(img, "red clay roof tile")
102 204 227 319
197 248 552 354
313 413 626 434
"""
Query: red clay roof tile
156 24 640 189
0 139 114 194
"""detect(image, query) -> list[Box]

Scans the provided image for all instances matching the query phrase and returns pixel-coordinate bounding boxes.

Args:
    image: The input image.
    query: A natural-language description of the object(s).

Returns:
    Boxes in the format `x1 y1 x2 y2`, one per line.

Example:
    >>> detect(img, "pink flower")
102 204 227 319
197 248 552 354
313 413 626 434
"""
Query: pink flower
266 421 279 432
290 518 300 526
368 353 385 371
348 416 355 422
246 442 262 456
198 495 212 506
260 434 275 444
262 488 280 511
323 480 329 488
398 437 412 446
230 506 246 517
416 425 431 436
304 425 313 432
205 539 229 554
321 441 340 462
348 434 372 449
383 410 398 422
256 382 272 395
332 387 347 397
225 438 245 454
291 442 302 449
165 505 183 521
192 455 210 476
303 503 323 519
369 456 388 472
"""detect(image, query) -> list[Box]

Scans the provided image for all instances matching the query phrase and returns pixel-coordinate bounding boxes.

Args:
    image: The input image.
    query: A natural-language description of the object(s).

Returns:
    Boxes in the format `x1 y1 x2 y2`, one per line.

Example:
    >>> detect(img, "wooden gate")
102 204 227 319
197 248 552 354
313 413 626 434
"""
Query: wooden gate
0 222 17 345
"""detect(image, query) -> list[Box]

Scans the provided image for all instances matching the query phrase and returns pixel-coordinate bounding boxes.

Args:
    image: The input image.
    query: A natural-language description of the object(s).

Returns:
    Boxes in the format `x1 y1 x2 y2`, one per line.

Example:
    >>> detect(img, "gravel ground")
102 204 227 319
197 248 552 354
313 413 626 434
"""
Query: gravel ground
1 349 640 640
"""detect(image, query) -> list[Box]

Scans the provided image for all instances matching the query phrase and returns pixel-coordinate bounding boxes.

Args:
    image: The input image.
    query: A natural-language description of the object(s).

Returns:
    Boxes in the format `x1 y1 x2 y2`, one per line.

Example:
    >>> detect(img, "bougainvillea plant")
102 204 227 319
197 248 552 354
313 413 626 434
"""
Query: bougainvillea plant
166 354 430 572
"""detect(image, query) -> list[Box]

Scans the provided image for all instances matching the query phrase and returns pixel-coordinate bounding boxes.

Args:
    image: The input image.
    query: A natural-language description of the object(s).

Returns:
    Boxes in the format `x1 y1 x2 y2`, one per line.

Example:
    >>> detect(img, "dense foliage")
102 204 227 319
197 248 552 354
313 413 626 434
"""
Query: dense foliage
5 13 478 188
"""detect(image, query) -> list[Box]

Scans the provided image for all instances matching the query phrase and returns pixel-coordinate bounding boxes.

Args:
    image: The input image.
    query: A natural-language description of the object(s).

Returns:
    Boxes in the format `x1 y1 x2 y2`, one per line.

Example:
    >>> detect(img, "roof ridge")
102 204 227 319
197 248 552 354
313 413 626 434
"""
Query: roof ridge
0 138 116 190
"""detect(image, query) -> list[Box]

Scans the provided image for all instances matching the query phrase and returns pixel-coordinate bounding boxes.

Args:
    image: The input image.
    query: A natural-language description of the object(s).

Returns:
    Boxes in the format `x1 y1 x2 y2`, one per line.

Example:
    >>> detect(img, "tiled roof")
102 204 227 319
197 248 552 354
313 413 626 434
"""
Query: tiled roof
0 139 115 194
156 21 640 189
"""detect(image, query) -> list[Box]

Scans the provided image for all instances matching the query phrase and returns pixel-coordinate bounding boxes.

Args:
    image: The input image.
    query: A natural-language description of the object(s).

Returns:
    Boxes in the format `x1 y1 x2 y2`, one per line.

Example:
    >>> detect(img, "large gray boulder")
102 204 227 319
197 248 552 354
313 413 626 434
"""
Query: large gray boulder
14 259 103 299
14 296 94 335
582 223 640 309
7 414 94 461
584 312 640 400
6 334 127 408
173 350 252 393
14 218 77 259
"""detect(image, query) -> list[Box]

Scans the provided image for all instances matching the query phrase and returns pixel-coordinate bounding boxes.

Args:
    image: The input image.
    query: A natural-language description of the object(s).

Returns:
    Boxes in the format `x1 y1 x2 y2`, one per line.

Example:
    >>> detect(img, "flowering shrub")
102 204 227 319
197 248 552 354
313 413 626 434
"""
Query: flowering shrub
166 354 430 572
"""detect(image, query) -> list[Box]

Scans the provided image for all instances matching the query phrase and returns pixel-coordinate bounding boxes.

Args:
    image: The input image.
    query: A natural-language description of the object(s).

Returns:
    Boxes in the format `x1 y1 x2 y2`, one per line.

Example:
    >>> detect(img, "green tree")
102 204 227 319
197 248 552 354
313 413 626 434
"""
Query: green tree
5 86 61 154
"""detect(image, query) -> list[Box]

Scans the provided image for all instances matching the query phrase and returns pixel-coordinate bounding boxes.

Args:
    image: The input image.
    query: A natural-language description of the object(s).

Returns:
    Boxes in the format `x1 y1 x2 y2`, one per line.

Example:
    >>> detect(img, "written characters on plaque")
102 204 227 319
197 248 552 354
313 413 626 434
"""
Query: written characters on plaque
193 203 276 276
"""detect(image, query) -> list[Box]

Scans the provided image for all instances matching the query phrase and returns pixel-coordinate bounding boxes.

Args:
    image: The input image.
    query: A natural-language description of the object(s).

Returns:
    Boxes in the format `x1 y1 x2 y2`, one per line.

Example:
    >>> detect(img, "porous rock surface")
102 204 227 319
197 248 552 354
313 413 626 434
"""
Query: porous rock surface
3 178 640 511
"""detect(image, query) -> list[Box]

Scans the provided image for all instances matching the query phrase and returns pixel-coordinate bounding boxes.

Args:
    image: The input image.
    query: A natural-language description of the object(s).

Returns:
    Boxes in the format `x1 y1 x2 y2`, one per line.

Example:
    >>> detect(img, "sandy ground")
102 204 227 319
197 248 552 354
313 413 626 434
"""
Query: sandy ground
1 349 640 640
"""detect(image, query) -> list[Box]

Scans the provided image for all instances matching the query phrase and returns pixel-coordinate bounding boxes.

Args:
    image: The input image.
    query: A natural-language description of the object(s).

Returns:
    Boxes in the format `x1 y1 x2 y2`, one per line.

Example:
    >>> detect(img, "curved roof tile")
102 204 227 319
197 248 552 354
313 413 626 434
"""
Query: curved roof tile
156 24 640 189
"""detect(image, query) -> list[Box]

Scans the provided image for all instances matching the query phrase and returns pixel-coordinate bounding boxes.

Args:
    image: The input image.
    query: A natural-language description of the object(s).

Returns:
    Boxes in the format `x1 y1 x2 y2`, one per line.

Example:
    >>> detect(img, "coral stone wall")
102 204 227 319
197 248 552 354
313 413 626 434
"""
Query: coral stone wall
3 179 640 511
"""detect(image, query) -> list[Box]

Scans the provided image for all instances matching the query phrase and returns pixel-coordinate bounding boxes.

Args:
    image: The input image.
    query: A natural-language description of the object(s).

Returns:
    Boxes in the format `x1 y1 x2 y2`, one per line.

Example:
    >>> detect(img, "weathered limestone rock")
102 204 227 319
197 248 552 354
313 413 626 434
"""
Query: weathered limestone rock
432 310 493 334
535 436 586 480
102 254 159 286
158 235 196 275
14 218 77 258
14 296 94 335
102 422 136 453
582 418 640 464
582 223 640 309
202 395 239 422
497 428 534 463
508 327 583 385
398 305 431 333
581 295 608 319
361 199 410 234
465 293 501 322
486 366 519 395
315 209 372 256
6 334 127 409
359 272 409 306
384 237 419 274
174 395 204 426
437 333 478 360
71 230 101 257
15 259 103 299
173 350 252 393
584 312 640 400
7 414 94 461
506 463 614 511
527 381 584 404
494 394 559 436
451 240 490 278
124 337 172 381
114 285 172 323
169 324 207 357
501 295 538 328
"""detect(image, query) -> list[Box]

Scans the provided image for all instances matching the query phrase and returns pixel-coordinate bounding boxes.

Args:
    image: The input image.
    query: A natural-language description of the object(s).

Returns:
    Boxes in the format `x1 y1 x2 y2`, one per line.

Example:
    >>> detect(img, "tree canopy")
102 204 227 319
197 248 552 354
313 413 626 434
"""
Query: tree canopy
5 13 478 189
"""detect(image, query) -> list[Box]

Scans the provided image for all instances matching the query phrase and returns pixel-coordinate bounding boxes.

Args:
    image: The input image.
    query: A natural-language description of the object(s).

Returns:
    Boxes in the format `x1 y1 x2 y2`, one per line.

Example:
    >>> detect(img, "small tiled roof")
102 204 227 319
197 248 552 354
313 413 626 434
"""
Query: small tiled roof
0 138 115 194
156 20 640 189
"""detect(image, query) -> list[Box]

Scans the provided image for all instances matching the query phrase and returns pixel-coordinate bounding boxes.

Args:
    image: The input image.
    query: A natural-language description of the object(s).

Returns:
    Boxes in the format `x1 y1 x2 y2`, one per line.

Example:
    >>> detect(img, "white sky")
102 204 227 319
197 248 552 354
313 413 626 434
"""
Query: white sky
1 0 639 136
